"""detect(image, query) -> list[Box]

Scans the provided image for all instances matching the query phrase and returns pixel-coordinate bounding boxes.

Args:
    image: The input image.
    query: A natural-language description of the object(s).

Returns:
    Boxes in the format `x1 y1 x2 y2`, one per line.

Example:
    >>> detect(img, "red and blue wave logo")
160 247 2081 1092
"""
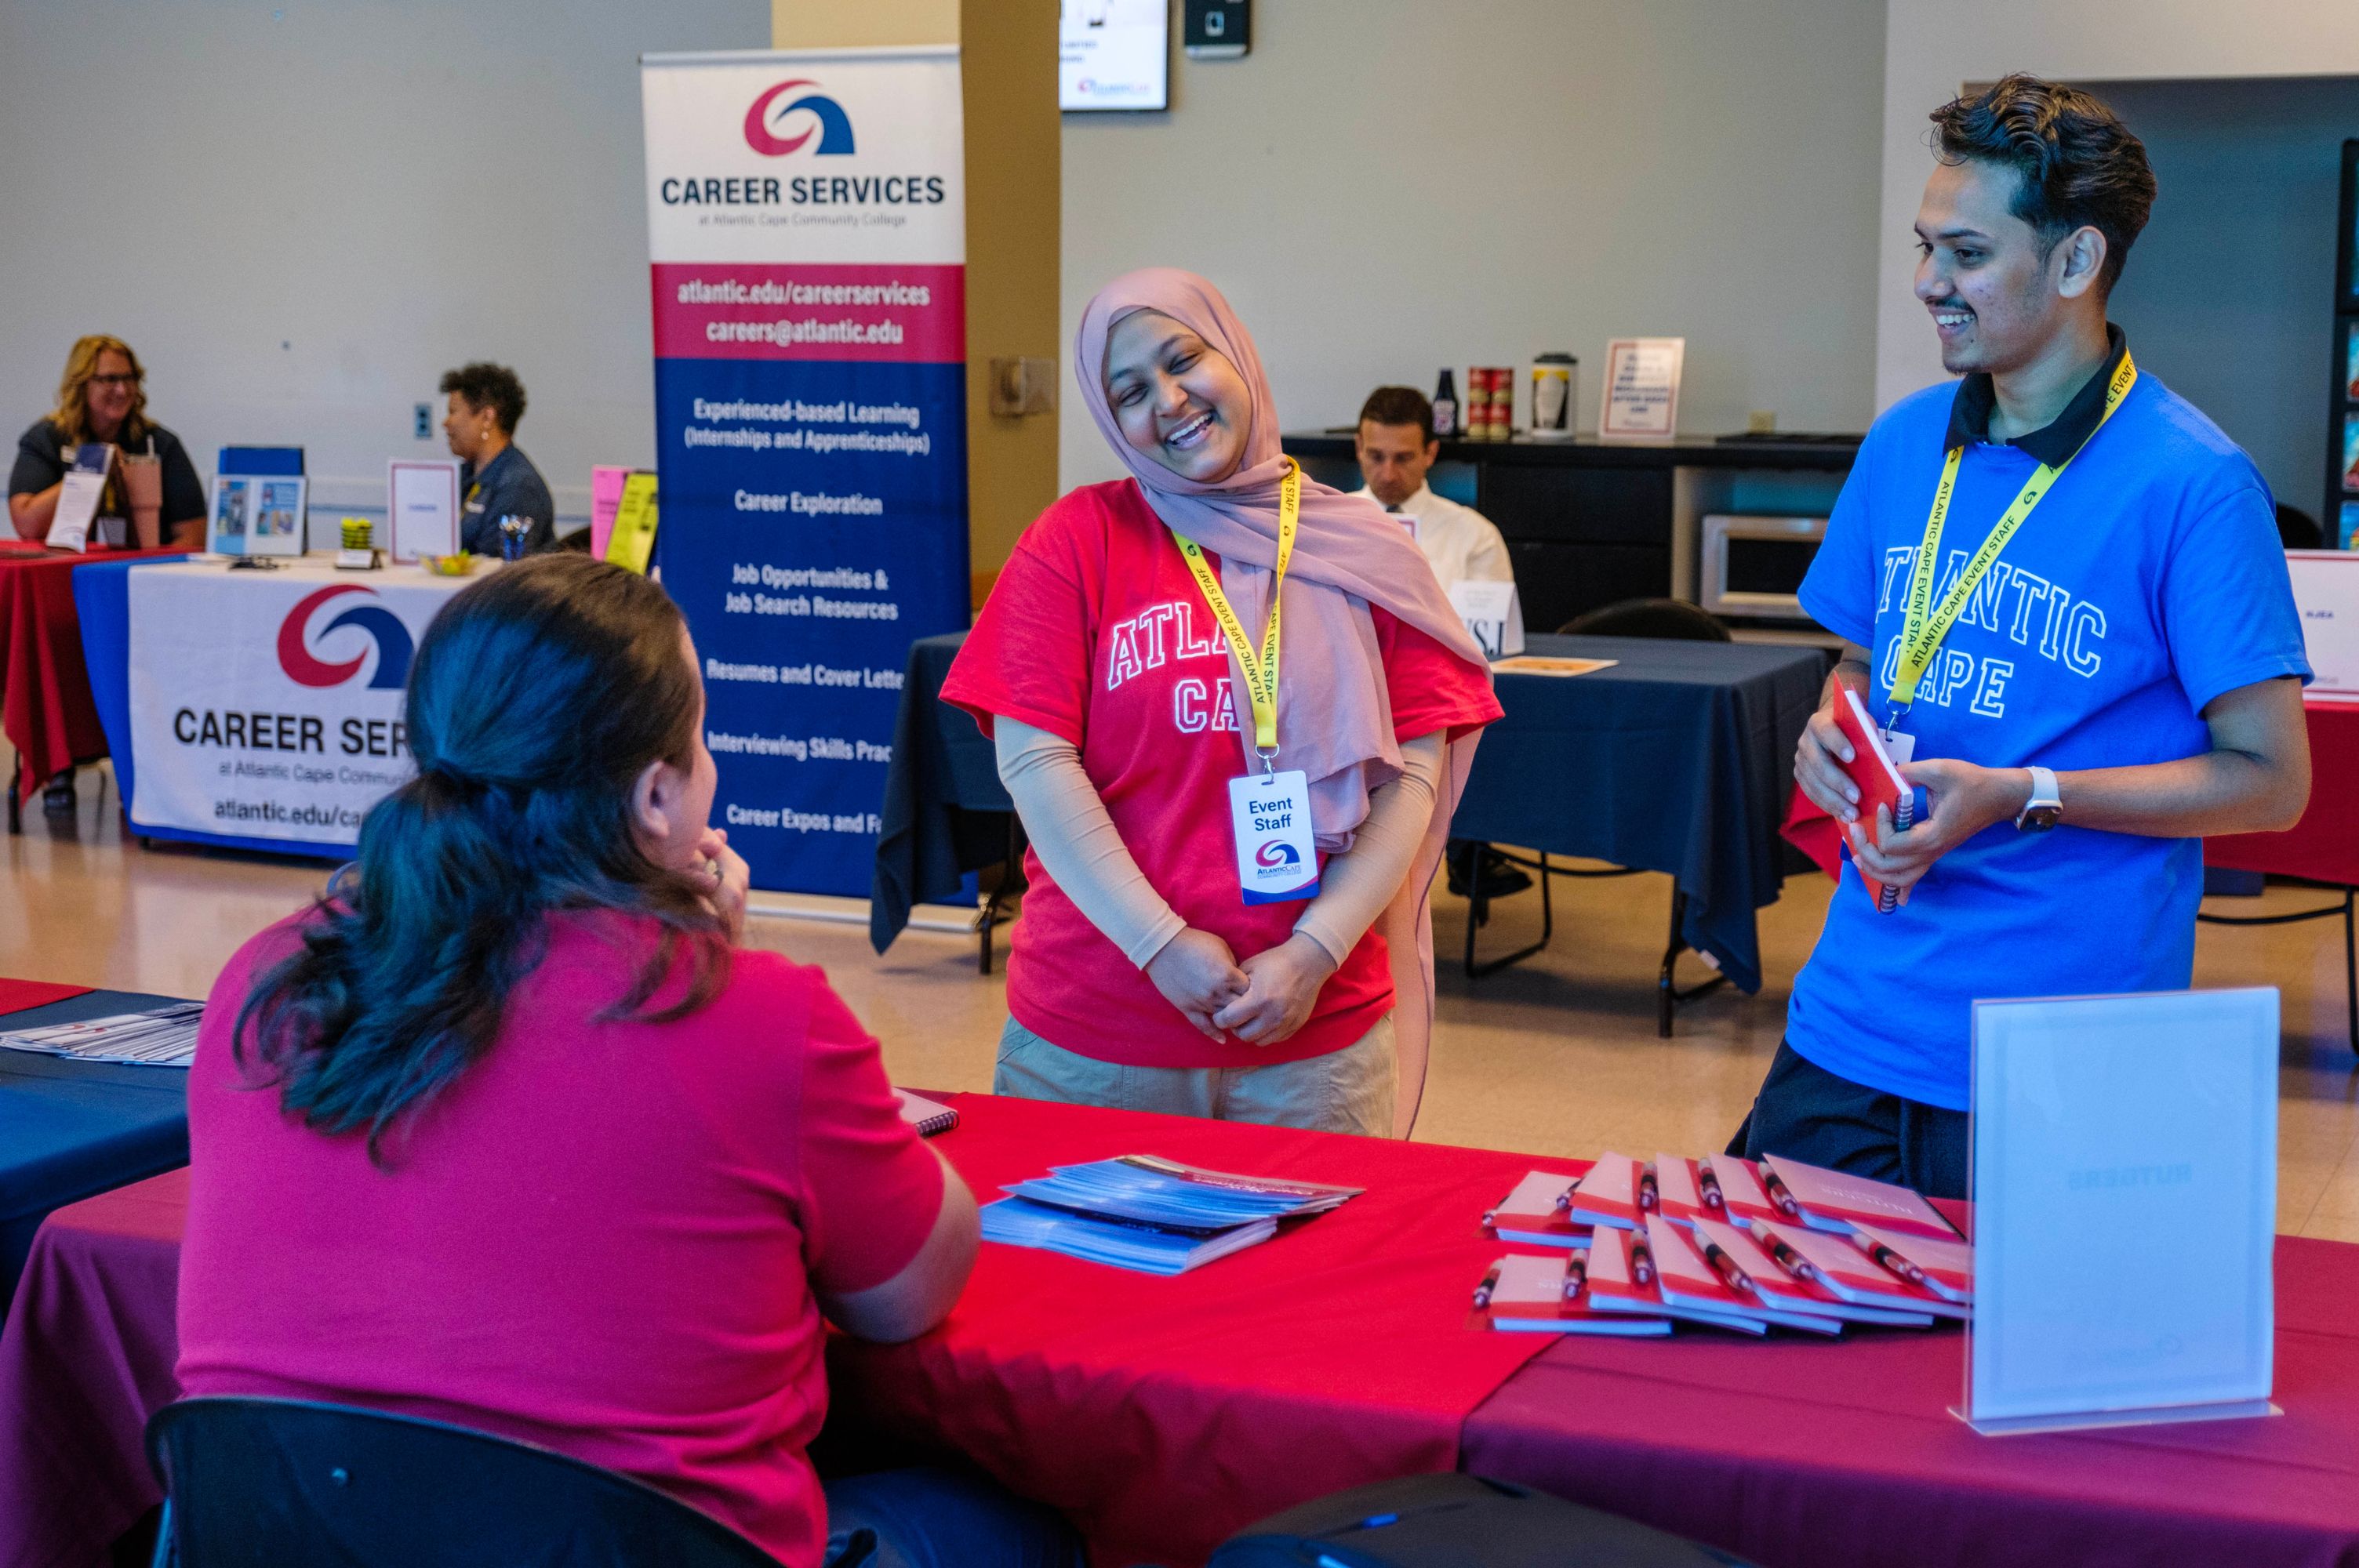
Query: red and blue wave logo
277 585 413 690
1254 840 1300 869
743 79 855 157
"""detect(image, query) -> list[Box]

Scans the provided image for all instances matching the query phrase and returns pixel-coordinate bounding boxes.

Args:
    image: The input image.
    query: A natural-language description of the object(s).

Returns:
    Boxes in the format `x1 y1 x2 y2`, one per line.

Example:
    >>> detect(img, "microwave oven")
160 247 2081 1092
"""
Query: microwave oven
1699 514 1827 623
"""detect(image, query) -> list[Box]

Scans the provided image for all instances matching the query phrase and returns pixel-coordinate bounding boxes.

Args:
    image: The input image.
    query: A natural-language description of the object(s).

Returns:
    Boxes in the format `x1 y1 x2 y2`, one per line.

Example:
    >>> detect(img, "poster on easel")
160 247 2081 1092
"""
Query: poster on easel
642 47 970 898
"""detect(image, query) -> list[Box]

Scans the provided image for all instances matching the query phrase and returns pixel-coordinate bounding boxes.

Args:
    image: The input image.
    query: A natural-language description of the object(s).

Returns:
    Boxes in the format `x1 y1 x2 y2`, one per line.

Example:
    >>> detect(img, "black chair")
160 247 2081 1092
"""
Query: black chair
1459 597 1733 1037
146 1396 787 1568
1557 597 1733 644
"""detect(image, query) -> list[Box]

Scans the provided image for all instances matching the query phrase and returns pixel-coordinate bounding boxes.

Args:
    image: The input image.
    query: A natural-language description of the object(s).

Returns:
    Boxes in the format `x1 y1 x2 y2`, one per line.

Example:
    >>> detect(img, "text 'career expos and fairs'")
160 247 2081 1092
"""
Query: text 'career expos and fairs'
643 48 969 895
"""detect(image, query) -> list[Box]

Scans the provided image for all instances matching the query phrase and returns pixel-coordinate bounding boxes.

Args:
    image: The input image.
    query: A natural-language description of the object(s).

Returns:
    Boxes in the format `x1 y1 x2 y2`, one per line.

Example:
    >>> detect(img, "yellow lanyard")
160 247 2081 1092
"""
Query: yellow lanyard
1889 350 2138 719
1172 458 1300 767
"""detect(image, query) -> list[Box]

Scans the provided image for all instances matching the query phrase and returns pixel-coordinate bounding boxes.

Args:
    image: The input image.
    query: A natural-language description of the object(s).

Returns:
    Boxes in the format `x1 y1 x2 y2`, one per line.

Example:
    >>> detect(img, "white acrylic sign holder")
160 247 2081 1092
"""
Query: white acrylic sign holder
387 459 461 563
1961 988 2280 1436
2284 550 2359 702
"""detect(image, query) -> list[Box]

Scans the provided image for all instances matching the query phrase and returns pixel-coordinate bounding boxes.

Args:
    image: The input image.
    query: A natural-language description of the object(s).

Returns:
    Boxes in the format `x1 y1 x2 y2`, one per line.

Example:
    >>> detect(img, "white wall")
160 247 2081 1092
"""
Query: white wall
0 0 768 523
1876 0 2359 410
1058 0 1890 491
2094 76 2359 518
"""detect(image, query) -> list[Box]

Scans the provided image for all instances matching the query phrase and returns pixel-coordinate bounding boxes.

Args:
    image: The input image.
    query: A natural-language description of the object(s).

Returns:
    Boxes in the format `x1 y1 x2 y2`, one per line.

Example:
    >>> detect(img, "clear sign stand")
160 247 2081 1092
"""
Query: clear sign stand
1959 989 2281 1436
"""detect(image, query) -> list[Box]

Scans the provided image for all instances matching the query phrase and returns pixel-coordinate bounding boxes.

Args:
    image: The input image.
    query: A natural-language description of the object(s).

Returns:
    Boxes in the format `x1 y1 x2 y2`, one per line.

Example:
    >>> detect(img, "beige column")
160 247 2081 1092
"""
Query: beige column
772 0 1061 607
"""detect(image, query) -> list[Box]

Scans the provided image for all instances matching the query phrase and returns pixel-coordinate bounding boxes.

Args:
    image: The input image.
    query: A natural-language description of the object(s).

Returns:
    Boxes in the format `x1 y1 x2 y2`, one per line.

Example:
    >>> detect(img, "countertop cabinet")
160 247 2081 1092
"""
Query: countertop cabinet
1282 431 1856 637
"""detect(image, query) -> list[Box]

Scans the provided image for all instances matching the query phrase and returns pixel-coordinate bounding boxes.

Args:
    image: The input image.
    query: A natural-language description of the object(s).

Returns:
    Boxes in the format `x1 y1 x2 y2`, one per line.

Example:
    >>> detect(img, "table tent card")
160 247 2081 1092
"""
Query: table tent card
46 444 114 552
2284 550 2359 702
1965 988 2278 1436
1449 578 1525 661
387 459 461 563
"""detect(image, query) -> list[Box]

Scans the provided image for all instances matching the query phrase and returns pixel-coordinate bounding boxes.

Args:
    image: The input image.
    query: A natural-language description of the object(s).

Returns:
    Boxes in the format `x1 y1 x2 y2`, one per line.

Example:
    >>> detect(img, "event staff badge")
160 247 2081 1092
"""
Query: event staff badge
1229 771 1319 905
1174 459 1321 906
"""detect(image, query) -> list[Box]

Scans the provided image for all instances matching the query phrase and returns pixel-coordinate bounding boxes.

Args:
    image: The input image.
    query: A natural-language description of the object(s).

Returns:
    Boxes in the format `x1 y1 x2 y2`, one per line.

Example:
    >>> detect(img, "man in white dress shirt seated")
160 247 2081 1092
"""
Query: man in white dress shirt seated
1354 385 1531 902
1351 386 1518 601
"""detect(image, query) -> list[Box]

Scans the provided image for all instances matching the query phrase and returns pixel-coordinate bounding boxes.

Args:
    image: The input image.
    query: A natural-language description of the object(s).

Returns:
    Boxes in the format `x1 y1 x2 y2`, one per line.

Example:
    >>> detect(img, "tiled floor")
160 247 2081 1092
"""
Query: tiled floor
9 760 2358 1236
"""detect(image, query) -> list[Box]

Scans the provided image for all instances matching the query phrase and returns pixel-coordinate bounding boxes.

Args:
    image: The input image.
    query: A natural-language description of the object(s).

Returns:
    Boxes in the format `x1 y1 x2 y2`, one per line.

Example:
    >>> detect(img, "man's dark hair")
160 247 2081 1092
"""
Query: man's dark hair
1358 385 1435 444
438 361 529 435
1928 74 2157 295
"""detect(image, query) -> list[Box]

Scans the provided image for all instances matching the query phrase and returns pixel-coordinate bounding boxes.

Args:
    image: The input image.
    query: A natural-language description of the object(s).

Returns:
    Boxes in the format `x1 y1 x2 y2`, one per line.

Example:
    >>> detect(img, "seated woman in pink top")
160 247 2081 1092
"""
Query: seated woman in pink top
176 557 1078 1568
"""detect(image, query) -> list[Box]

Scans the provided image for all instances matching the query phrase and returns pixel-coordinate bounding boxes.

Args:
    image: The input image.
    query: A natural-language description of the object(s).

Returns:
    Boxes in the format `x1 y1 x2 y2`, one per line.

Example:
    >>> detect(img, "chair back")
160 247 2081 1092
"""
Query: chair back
146 1396 784 1568
1557 597 1731 642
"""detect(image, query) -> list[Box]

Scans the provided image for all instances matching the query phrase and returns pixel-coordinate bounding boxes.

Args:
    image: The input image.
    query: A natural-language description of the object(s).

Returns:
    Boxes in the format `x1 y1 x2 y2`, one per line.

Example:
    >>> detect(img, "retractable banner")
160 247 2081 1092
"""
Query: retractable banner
642 48 969 895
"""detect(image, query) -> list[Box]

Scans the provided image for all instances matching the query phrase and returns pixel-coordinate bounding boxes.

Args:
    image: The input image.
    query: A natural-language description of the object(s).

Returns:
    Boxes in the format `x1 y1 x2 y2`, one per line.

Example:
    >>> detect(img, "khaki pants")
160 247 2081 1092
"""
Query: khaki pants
992 1014 1398 1137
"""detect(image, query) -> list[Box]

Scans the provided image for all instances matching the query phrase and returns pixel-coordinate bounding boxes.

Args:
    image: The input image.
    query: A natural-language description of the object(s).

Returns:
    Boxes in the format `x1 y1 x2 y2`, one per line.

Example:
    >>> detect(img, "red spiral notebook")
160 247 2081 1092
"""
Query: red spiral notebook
1831 687 1914 913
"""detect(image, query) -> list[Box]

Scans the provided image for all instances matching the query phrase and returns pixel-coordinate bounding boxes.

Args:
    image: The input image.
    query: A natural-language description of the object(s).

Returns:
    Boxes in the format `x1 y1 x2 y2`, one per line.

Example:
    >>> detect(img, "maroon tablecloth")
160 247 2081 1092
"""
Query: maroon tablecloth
0 545 186 804
1463 1233 2359 1568
0 1168 184 1568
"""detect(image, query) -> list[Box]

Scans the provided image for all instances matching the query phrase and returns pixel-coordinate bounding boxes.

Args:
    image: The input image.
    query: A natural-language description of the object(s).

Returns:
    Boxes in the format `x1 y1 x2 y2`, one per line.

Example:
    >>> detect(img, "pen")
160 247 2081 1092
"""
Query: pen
1696 1163 1726 1210
1552 1183 1574 1211
1858 1237 1926 1286
1481 1209 1498 1232
1638 1163 1659 1212
1698 1236 1755 1295
1473 1264 1503 1310
1629 1237 1656 1287
1564 1252 1588 1301
1760 1165 1801 1218
1761 1232 1818 1283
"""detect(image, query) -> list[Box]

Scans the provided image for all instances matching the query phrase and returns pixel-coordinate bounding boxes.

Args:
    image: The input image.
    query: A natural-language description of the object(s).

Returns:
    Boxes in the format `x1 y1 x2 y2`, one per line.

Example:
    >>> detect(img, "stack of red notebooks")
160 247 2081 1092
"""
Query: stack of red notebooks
1472 1152 1969 1338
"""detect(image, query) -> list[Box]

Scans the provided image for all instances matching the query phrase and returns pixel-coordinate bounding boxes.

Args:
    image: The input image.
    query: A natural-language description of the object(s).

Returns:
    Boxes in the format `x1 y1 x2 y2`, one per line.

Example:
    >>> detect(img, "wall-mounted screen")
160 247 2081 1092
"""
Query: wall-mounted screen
1060 0 1169 112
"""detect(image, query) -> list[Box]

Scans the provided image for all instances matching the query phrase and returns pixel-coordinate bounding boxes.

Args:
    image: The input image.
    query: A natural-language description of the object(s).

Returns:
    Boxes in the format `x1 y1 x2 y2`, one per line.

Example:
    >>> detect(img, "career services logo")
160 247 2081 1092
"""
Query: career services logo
743 79 855 157
277 585 413 690
1255 840 1301 869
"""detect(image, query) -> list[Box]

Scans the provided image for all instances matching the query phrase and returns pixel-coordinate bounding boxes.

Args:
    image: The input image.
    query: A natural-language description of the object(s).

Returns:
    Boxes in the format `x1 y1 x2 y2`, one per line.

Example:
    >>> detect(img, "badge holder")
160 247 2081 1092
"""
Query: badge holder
1229 747 1319 906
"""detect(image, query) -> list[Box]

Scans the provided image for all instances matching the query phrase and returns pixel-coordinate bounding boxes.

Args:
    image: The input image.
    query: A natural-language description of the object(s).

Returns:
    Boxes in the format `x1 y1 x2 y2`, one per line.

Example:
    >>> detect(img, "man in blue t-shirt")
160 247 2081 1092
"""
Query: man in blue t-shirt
1739 75 2314 1198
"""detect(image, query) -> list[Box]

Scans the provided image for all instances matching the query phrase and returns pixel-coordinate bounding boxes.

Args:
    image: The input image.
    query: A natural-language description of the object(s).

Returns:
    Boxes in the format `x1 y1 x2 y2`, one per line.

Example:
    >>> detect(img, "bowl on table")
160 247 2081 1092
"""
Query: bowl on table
417 552 480 576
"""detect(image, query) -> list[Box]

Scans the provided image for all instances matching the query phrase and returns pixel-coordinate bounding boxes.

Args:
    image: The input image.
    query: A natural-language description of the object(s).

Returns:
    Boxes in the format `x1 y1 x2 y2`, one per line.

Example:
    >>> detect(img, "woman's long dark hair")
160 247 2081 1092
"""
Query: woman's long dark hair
236 555 730 1161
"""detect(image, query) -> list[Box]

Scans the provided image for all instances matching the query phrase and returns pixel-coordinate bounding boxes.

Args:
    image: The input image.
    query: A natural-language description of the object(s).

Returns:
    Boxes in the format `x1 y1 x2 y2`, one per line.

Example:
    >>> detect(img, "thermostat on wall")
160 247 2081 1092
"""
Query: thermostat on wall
1183 0 1249 60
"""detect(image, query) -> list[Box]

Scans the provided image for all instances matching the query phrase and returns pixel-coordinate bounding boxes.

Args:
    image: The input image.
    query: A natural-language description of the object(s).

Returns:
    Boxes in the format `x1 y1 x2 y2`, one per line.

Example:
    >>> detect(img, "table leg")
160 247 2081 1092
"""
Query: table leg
2196 884 2359 1057
1657 889 1731 1039
5 755 18 836
1463 848 1554 980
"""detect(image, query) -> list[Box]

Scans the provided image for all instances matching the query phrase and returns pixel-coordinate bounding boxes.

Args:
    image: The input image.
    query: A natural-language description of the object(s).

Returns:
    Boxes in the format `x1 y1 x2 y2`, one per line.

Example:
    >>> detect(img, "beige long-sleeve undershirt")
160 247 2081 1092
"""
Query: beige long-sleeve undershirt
994 717 1445 972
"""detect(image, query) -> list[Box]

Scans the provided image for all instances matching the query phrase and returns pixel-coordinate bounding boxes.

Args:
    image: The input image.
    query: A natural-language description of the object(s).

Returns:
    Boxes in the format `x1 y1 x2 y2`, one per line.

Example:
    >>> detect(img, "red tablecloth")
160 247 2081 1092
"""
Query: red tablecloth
831 1094 1556 1566
1780 700 2359 887
0 545 184 804
0 979 91 1016
1464 1235 2359 1568
0 1098 1554 1568
2208 702 2359 884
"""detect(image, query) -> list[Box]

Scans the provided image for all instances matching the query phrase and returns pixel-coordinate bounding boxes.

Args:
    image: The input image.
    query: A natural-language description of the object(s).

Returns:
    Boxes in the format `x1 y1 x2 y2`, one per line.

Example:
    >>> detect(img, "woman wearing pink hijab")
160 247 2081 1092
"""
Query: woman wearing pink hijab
943 270 1499 1136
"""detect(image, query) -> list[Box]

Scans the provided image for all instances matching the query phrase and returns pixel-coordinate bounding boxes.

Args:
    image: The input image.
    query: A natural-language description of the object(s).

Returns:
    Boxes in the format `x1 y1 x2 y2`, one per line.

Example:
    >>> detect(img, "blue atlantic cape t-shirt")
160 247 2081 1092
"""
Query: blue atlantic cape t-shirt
1788 365 2310 1111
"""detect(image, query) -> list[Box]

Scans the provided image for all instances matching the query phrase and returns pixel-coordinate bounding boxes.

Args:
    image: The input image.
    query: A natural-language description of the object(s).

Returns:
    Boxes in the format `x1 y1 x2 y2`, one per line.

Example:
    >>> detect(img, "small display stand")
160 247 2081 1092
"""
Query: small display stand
1960 988 2280 1436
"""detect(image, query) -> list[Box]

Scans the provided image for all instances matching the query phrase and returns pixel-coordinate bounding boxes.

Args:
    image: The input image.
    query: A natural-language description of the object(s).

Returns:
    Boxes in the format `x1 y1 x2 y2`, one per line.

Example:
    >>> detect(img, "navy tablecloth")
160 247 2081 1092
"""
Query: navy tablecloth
1451 634 1826 994
870 631 1012 953
0 988 191 1309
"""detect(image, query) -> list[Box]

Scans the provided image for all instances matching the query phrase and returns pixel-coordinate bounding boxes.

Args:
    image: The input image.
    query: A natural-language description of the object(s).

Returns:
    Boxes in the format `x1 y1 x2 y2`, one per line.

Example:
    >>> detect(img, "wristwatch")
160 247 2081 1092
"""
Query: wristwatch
2015 765 2063 832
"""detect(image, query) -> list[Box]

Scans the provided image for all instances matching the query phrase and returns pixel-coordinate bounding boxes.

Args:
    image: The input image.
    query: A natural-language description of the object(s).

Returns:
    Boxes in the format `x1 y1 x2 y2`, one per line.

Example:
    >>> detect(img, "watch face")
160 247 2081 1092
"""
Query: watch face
2023 805 2063 832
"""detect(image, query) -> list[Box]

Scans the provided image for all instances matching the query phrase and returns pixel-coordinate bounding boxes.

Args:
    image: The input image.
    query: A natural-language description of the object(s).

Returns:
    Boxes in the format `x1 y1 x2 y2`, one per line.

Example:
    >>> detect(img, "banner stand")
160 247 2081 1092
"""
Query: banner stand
642 47 971 898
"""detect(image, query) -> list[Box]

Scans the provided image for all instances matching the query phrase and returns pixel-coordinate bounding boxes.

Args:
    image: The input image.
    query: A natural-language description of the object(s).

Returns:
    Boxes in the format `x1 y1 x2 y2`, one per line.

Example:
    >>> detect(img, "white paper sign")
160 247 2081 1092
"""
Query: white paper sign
387 460 461 562
2284 550 2359 702
125 561 472 844
1600 337 1685 441
45 470 105 552
1965 988 2279 1435
1449 579 1525 659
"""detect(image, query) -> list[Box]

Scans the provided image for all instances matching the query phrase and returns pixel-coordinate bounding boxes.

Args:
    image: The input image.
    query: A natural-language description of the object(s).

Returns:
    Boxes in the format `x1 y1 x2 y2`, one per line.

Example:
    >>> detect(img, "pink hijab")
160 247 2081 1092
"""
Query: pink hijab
1078 269 1488 1134
1075 267 1488 848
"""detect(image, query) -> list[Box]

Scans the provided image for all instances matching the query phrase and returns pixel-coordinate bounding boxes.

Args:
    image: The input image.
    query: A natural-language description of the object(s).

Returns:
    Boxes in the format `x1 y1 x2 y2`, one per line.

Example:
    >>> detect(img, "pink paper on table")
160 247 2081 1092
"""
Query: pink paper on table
591 466 631 559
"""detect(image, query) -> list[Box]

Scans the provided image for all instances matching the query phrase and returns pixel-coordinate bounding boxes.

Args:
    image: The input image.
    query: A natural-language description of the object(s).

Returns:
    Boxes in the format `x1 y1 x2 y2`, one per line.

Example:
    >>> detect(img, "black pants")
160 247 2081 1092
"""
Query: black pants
1727 1040 1968 1201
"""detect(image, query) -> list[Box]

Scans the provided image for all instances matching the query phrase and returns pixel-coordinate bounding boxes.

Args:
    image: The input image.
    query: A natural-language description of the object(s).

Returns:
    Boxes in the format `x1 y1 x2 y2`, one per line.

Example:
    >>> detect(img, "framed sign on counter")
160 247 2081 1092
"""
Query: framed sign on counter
1600 337 1685 442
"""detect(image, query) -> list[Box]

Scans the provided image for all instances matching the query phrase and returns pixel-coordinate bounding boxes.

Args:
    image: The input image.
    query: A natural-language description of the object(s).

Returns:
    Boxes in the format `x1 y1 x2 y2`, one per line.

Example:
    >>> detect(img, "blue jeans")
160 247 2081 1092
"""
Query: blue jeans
821 1467 1081 1568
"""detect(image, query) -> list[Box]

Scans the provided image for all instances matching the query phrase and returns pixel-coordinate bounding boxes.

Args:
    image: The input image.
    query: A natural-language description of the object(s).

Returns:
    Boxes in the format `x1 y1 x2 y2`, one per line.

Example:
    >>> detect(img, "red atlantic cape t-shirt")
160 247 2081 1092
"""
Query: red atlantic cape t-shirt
176 911 943 1568
943 478 1500 1069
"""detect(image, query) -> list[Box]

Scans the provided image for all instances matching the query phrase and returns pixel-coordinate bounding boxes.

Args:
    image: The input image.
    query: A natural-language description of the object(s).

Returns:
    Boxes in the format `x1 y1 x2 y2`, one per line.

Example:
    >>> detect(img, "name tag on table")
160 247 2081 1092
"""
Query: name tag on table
1228 769 1320 905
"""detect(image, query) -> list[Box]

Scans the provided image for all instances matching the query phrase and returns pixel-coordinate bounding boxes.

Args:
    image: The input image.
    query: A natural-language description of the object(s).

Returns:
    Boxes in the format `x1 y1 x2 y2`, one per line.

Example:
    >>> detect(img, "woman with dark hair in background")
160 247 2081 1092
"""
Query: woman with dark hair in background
175 556 1078 1568
440 360 559 554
